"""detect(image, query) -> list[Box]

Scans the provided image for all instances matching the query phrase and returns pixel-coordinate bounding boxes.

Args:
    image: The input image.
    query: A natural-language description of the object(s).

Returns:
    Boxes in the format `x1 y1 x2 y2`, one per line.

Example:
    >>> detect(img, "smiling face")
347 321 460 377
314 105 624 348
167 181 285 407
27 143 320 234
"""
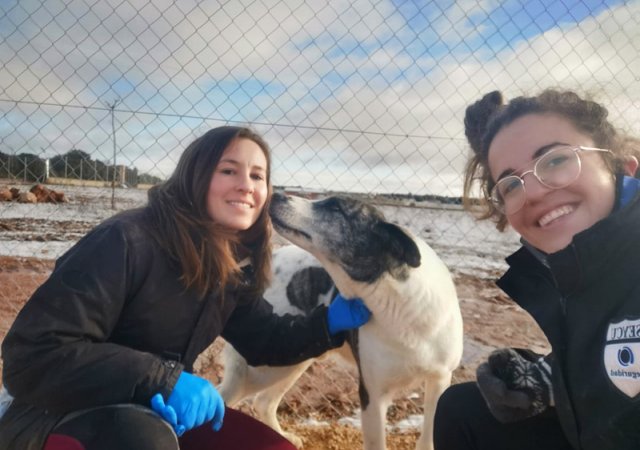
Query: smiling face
488 113 616 253
206 137 268 231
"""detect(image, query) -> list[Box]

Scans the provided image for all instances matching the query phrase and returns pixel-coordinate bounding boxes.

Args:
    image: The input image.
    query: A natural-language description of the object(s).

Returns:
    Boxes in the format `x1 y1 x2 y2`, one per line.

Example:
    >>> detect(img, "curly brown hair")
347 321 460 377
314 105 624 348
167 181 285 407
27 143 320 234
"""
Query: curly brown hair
462 89 640 231
147 126 273 298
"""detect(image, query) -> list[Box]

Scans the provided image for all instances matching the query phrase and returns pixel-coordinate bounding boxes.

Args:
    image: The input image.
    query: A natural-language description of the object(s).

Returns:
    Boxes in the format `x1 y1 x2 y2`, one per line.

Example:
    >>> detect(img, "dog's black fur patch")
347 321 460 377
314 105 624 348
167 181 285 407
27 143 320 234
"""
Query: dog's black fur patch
309 196 421 283
345 329 370 409
286 266 335 315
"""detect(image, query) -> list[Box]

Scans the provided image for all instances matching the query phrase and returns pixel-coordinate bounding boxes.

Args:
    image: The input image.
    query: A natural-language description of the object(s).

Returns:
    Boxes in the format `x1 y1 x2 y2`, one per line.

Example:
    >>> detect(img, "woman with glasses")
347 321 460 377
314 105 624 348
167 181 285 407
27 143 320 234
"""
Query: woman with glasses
434 90 640 450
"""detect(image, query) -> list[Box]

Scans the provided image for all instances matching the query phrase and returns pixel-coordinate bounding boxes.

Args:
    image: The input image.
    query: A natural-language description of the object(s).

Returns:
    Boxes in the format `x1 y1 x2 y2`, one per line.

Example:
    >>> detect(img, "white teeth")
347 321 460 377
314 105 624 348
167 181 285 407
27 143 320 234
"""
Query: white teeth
538 205 574 227
228 201 252 209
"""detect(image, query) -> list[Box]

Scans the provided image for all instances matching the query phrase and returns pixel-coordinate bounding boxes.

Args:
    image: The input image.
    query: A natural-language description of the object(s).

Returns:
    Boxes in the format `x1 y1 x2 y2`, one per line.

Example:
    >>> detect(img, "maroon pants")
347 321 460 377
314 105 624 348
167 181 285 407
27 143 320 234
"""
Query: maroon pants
179 408 297 449
44 406 297 450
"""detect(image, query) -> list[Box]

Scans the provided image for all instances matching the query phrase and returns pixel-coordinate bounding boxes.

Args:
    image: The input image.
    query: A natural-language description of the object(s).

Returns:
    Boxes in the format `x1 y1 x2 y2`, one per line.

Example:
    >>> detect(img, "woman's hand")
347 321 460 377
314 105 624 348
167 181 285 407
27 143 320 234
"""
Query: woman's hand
476 348 553 423
327 294 372 335
151 371 225 435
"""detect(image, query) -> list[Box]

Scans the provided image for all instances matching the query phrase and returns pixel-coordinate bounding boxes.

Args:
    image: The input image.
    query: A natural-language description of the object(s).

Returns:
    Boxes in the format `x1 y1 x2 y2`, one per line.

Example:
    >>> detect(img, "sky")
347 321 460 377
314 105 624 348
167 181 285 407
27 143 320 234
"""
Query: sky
1 0 638 196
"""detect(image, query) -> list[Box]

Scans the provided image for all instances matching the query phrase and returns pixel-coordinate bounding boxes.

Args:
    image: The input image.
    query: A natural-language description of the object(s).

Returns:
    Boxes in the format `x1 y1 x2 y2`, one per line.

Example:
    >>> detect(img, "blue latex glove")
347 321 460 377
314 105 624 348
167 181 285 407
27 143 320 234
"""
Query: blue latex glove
151 372 225 434
151 393 186 436
327 294 371 335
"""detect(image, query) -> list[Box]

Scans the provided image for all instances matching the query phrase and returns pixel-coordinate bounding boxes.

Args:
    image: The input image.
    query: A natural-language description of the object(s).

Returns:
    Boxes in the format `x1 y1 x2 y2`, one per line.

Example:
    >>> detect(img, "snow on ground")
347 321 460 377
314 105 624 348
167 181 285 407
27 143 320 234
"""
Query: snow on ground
0 184 520 278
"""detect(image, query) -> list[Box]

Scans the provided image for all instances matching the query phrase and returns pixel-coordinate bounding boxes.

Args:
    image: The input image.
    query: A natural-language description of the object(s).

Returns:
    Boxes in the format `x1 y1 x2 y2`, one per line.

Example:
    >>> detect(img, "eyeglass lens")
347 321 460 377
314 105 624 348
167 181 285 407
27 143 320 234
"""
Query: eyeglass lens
492 146 581 214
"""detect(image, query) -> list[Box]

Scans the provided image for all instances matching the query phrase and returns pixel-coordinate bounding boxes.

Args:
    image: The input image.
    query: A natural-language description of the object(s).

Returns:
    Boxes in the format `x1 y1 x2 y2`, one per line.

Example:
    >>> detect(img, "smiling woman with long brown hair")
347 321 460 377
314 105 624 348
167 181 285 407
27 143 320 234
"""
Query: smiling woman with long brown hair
0 125 371 450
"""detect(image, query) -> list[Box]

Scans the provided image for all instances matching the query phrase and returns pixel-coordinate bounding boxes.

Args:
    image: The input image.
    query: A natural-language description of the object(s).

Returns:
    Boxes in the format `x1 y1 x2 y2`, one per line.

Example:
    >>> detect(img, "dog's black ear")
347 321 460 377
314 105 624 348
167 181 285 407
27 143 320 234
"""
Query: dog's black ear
376 222 421 268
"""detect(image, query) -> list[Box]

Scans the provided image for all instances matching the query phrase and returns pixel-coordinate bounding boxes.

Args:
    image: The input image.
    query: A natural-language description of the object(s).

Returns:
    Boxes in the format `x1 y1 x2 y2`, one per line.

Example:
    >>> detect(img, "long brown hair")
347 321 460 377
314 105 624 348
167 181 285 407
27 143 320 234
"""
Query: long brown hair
147 126 273 298
462 89 640 231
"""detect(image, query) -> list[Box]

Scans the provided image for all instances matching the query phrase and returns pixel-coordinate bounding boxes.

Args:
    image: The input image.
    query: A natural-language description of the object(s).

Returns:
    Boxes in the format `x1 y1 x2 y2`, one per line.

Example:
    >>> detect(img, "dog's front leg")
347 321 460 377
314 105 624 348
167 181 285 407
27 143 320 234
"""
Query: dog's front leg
359 384 392 450
415 371 452 450
245 361 315 449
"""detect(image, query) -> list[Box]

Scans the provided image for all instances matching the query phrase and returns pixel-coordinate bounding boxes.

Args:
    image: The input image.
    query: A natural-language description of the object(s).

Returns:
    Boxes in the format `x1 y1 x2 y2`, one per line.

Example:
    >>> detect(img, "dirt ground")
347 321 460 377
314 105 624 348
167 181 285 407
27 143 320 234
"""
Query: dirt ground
0 253 549 449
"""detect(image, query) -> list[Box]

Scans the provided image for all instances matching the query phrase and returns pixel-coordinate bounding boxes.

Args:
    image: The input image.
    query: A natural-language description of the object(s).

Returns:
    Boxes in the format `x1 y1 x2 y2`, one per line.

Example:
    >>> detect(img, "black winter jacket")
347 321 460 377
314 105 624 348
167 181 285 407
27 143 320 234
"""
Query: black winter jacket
0 208 343 449
497 190 640 450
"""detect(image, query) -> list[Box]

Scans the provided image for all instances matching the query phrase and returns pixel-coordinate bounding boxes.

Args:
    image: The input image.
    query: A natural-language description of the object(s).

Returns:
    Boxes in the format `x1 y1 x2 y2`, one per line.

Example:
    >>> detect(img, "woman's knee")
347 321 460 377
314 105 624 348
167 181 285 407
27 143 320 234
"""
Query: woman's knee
436 382 482 423
434 382 487 449
179 407 297 450
52 404 178 450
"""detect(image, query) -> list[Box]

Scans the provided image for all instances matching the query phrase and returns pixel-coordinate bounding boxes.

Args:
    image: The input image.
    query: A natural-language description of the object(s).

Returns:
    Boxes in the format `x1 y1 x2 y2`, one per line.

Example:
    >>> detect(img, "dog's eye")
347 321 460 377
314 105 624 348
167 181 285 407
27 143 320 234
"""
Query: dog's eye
325 199 342 212
316 198 342 213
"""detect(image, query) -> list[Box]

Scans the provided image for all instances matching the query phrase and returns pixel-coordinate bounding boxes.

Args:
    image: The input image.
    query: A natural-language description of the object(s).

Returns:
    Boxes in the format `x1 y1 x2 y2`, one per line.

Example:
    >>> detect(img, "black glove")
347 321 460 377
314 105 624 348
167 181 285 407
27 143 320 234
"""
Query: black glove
476 348 553 423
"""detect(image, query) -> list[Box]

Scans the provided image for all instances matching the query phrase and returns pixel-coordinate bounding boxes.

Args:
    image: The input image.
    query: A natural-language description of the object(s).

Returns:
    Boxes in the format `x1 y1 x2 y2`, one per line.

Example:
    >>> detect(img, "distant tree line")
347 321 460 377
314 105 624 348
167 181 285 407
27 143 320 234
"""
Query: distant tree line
377 192 462 205
0 149 163 186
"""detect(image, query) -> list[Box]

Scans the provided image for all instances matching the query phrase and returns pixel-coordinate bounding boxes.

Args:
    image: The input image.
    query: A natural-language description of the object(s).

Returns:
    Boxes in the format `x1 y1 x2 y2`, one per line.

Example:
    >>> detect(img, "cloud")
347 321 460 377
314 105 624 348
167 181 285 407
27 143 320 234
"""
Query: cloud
1 0 638 194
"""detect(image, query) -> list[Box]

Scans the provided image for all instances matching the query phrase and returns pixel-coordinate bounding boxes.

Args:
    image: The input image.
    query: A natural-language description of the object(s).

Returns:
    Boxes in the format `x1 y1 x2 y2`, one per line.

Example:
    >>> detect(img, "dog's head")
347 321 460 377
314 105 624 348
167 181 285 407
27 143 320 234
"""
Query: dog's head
269 193 420 284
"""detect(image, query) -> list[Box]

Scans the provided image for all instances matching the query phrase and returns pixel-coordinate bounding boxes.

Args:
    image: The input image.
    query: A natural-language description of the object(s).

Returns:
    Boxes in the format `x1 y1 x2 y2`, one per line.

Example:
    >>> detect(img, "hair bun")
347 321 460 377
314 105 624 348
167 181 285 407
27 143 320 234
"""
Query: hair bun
464 91 504 156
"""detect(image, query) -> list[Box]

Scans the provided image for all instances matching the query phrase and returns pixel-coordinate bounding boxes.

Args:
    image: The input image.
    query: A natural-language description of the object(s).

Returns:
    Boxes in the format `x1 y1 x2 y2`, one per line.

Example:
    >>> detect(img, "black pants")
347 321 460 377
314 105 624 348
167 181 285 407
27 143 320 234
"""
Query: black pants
434 382 574 450
49 404 178 450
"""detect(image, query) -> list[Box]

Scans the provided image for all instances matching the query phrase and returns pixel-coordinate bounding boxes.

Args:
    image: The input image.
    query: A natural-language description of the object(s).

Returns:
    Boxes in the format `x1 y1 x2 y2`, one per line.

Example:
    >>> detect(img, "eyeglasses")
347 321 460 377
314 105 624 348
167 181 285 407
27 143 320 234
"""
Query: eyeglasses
490 145 611 215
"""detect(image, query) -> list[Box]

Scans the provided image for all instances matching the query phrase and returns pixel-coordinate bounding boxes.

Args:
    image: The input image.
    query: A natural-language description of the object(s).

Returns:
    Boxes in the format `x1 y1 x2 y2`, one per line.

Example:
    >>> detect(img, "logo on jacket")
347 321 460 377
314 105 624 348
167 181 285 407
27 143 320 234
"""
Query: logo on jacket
605 318 640 398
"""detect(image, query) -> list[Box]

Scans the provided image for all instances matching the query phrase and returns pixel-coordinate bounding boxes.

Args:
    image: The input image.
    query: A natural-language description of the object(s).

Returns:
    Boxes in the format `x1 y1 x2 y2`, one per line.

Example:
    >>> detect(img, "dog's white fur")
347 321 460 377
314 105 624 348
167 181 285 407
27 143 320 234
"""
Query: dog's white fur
219 195 463 450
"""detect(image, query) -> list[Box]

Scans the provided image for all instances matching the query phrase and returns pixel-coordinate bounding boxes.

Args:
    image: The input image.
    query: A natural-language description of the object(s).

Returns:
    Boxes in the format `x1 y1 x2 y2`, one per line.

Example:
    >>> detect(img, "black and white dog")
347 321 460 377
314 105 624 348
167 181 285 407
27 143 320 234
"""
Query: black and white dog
219 193 463 450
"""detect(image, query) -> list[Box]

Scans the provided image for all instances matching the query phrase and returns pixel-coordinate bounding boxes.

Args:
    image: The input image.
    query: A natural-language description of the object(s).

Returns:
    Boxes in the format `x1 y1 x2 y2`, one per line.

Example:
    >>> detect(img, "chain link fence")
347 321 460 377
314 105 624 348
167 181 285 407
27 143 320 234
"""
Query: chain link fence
1 0 639 444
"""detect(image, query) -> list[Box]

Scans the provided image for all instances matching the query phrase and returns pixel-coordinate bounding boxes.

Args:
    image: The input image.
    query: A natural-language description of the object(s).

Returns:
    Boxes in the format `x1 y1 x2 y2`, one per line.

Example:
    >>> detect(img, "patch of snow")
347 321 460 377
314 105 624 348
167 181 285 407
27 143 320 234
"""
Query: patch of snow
0 186 520 279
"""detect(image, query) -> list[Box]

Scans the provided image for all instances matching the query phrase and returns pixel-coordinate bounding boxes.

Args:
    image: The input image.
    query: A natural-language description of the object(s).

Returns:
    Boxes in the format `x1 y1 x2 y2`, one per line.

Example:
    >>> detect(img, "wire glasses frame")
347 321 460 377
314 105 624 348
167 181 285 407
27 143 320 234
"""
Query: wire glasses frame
490 145 611 215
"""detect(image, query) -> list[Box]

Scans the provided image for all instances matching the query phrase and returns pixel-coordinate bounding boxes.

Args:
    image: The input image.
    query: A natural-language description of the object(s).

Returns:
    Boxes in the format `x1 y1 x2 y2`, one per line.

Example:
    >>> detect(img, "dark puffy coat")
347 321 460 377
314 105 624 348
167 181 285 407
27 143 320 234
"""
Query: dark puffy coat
497 187 640 450
0 208 342 449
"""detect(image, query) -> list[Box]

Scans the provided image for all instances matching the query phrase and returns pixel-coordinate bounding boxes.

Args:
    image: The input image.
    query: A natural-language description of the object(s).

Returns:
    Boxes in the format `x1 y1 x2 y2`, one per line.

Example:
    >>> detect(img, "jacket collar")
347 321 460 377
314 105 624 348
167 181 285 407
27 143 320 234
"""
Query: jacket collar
502 186 640 298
